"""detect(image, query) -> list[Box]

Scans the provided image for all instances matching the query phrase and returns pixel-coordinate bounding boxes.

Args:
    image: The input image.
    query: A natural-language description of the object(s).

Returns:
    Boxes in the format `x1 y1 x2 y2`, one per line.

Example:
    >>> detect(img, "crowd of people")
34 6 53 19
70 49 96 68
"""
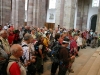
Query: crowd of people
0 24 100 75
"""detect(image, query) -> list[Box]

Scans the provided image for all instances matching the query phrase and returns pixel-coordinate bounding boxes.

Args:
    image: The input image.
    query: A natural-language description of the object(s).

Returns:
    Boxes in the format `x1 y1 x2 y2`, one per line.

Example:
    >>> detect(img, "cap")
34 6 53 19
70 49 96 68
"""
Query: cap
62 37 70 44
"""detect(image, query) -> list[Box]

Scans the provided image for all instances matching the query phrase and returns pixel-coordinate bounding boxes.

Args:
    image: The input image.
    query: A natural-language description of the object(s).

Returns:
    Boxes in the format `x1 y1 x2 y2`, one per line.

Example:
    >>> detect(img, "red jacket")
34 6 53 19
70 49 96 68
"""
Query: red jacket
9 62 20 75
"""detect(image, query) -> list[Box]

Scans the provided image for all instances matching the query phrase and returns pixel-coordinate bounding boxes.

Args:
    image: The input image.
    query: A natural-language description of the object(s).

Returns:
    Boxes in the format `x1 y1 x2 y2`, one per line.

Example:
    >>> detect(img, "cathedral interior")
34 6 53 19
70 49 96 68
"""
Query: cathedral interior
0 0 100 32
0 0 100 75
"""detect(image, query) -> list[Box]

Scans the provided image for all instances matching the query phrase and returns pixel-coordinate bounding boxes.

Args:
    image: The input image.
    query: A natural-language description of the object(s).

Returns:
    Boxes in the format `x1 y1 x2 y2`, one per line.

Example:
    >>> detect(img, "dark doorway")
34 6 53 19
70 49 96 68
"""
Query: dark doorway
90 15 97 32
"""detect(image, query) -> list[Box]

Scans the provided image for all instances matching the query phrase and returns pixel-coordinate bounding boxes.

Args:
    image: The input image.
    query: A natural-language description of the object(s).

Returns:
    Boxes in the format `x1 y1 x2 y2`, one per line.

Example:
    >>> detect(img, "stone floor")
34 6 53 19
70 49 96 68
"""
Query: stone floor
41 47 99 75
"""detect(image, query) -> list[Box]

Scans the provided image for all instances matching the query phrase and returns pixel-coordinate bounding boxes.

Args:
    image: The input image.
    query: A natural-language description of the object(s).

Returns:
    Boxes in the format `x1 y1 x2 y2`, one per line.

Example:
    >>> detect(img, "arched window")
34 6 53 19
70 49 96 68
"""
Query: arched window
25 0 28 22
49 0 56 9
92 0 99 7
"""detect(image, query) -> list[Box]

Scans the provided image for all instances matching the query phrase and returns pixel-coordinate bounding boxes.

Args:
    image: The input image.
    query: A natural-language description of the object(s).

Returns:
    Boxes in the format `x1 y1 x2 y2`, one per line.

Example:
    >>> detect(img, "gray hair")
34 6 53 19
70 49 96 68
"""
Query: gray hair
23 33 33 41
0 30 7 35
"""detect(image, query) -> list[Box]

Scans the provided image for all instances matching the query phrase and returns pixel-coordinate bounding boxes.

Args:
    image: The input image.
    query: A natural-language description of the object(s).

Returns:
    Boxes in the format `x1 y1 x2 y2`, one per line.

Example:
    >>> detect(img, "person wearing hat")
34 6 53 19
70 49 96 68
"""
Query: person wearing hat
58 38 74 75
43 32 50 61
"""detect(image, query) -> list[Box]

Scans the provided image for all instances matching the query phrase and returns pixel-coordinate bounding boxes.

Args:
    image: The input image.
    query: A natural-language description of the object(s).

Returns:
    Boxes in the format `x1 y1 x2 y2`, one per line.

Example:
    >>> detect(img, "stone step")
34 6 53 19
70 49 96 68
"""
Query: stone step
97 67 100 75
97 64 100 75
76 56 96 75
96 47 100 75
86 54 100 75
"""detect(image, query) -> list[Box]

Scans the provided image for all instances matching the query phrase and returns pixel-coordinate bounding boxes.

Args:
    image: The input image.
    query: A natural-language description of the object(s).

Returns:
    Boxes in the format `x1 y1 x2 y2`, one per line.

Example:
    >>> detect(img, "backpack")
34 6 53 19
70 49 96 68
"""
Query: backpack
47 40 57 57
34 42 39 52
1 56 11 75
20 44 28 63
1 58 19 75
50 42 61 63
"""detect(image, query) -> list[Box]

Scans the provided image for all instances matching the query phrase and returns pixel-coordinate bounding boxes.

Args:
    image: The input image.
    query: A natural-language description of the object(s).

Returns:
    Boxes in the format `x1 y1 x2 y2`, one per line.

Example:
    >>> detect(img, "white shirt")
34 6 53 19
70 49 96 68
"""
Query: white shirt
76 36 82 46
3 26 8 30
21 42 29 64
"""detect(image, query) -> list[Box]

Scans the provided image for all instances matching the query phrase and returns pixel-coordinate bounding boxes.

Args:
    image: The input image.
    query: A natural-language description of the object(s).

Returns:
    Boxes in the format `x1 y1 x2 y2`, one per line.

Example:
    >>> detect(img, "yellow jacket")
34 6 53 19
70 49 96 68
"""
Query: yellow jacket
43 37 50 47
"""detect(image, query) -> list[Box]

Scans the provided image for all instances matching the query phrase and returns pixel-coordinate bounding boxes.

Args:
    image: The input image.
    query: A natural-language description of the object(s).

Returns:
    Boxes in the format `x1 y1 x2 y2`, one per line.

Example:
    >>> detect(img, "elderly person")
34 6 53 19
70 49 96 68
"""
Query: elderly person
21 33 36 75
0 30 10 54
7 44 26 75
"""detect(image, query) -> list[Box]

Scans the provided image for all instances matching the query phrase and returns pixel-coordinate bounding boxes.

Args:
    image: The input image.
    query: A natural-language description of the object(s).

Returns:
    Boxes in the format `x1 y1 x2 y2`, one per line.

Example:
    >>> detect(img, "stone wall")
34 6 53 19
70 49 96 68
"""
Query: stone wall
55 0 76 29
96 4 100 34
11 0 25 29
38 0 47 27
55 0 62 28
0 0 11 25
18 0 25 26
76 0 89 30
27 0 47 27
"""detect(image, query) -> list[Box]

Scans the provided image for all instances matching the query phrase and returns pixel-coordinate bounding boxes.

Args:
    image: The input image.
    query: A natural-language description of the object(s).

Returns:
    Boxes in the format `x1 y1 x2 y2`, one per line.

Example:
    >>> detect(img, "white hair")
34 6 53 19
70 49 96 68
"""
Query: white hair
0 30 7 35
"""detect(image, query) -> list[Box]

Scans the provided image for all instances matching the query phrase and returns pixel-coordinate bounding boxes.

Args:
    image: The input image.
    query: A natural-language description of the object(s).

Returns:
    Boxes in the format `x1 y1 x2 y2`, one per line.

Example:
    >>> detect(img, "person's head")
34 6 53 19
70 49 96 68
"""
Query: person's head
38 35 44 42
10 44 23 58
46 32 50 38
23 33 33 44
55 33 63 44
61 33 67 39
25 26 28 29
73 34 78 41
62 37 70 47
0 30 8 39
7 28 13 34
19 27 22 31
55 33 60 41
31 29 35 34
30 37 35 43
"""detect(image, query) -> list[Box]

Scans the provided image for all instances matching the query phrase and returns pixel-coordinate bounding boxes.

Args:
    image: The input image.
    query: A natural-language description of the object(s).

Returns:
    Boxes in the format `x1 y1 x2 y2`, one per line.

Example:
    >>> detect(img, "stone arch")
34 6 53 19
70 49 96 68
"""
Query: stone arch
90 14 97 32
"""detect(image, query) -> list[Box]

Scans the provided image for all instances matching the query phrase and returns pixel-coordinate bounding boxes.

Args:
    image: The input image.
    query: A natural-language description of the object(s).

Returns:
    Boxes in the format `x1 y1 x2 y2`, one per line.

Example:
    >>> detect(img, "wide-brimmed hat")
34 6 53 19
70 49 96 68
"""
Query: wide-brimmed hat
62 37 70 44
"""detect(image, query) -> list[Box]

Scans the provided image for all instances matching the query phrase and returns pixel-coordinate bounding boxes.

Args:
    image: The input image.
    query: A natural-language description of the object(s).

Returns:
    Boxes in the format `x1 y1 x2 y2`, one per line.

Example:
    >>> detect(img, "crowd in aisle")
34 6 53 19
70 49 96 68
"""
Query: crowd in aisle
0 24 100 75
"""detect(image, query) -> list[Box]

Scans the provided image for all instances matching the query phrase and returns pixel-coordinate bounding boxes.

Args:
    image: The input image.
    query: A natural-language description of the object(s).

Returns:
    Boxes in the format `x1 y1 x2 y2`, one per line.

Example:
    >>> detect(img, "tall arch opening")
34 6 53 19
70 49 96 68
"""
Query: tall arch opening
90 14 97 32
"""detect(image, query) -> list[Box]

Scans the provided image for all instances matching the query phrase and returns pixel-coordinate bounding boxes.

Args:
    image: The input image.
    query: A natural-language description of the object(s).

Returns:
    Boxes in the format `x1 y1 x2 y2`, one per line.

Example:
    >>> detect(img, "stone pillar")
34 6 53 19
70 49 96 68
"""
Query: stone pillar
76 0 89 30
32 0 36 27
18 0 25 26
55 0 76 29
60 0 65 26
0 0 2 24
38 0 47 27
0 0 11 25
11 0 16 25
55 0 62 28
15 0 19 28
27 0 33 26
82 0 89 30
11 0 19 29
36 0 40 27
96 4 100 34
32 0 47 27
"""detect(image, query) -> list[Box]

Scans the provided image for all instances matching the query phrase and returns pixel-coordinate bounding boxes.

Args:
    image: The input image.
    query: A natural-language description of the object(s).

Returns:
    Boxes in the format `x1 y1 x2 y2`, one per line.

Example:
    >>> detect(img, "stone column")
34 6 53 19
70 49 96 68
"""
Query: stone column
15 0 19 29
59 0 65 26
82 0 89 30
38 0 47 27
18 0 25 26
32 0 36 27
11 0 16 25
55 0 76 29
0 0 11 25
36 0 40 27
27 0 33 26
63 0 76 29
0 0 2 24
55 0 62 28
76 0 89 30
12 0 25 29
32 0 47 27
96 4 100 34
